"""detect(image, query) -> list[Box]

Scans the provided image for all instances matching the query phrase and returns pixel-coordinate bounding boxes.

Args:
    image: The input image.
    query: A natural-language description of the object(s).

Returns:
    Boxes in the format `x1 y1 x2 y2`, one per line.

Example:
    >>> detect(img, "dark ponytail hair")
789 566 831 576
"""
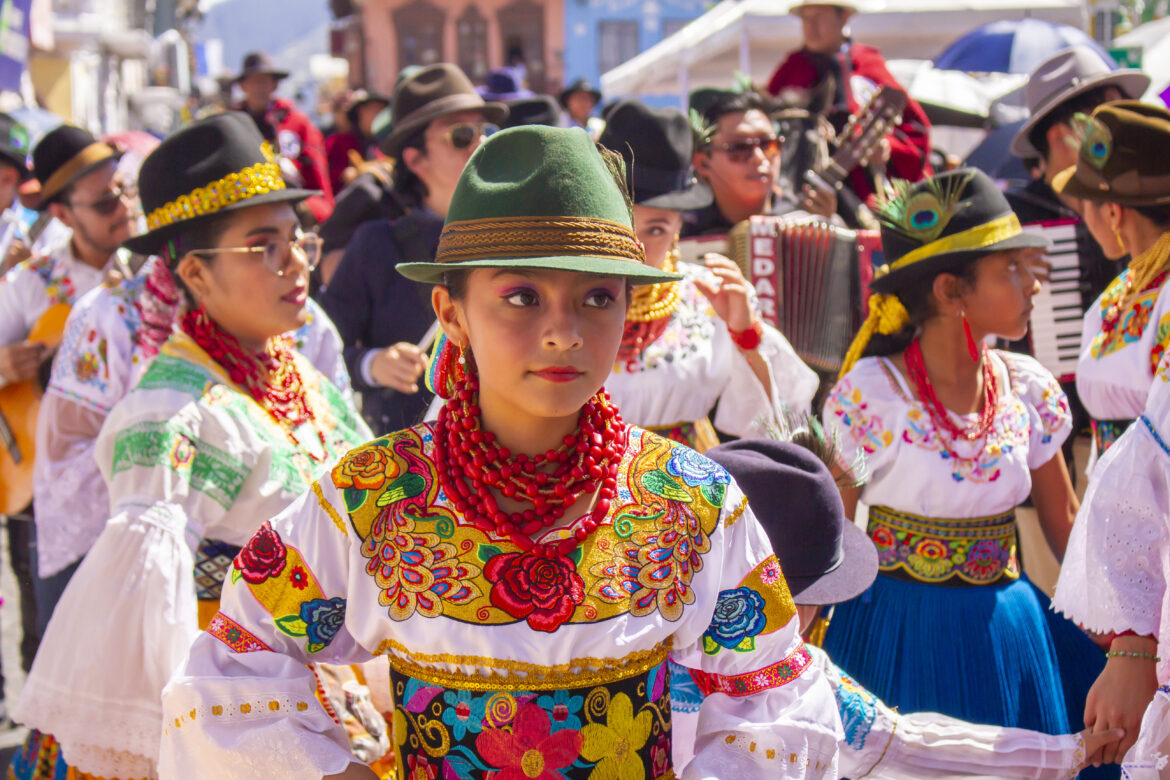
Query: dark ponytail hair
861 259 979 359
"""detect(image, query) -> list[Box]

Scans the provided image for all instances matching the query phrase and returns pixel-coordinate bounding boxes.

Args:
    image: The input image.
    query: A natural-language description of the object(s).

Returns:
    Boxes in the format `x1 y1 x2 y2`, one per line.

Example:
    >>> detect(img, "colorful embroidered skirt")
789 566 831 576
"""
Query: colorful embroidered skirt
6 730 145 780
823 570 1105 738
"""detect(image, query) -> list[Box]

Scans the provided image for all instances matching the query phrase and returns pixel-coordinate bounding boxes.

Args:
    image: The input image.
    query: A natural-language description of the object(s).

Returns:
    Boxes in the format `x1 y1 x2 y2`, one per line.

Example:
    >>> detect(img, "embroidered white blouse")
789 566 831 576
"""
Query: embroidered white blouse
32 261 351 576
822 351 1072 517
159 426 842 780
1053 353 1170 683
13 333 371 779
606 262 819 436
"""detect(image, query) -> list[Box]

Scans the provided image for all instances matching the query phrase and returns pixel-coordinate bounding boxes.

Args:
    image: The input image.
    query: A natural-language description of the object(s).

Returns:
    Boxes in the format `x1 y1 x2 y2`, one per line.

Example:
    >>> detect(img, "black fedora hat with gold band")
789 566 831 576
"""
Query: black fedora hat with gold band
1052 101 1170 207
32 124 122 210
123 111 316 256
838 168 1048 376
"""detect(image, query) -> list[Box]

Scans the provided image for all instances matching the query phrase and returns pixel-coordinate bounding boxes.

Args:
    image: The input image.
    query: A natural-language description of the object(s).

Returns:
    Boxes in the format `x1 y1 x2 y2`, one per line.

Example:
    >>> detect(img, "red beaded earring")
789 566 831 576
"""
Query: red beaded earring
961 311 979 362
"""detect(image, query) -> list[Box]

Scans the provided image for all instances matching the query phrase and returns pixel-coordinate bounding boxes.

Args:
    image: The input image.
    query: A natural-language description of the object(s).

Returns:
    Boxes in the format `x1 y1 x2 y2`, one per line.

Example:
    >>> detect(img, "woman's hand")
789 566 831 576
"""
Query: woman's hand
1083 636 1160 765
694 253 755 335
1077 727 1126 768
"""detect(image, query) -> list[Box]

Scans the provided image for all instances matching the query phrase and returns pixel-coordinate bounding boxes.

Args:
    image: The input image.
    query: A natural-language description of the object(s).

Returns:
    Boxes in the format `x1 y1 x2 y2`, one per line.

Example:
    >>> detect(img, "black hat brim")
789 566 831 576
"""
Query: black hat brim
234 69 290 84
0 149 31 180
637 180 713 211
122 187 315 256
869 229 1050 294
559 87 602 107
35 148 125 211
787 521 878 605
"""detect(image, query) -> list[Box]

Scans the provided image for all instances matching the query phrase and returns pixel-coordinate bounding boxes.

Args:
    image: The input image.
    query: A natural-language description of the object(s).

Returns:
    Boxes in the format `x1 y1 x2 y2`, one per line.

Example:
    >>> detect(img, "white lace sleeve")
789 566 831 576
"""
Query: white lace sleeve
1122 686 1170 779
1053 421 1170 636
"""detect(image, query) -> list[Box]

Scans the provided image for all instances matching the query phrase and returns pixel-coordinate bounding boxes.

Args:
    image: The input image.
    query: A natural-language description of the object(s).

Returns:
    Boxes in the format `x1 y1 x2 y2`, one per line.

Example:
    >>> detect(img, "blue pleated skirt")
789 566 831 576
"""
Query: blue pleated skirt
823 572 1105 736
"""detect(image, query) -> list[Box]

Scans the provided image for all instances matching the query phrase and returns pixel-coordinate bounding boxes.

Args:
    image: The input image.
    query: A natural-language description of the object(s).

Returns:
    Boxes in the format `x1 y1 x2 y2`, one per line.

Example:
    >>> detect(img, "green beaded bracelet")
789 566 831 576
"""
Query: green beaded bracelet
1106 649 1162 662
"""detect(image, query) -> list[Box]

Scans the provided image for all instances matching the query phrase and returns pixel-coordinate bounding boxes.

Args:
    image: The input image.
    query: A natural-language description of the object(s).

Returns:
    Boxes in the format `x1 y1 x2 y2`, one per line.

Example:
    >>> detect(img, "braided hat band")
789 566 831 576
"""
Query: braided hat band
435 215 646 266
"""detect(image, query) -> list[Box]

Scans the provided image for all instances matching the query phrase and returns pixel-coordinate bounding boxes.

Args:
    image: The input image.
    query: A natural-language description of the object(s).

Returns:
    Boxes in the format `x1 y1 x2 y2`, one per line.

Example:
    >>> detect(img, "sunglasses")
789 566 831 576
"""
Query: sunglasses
438 122 498 150
711 136 782 164
196 232 323 277
68 183 137 216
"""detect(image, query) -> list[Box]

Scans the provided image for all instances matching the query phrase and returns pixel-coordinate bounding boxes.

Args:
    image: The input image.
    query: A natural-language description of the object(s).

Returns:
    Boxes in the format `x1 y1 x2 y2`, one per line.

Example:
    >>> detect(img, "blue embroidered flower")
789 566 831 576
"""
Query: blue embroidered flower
834 669 878 750
666 447 730 488
668 661 704 713
298 597 346 646
441 689 487 740
535 688 583 732
703 587 767 652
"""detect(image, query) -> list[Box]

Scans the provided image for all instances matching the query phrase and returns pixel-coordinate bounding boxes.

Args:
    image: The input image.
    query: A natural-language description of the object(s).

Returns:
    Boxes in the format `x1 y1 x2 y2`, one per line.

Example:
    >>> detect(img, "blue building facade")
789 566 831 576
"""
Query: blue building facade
563 0 710 101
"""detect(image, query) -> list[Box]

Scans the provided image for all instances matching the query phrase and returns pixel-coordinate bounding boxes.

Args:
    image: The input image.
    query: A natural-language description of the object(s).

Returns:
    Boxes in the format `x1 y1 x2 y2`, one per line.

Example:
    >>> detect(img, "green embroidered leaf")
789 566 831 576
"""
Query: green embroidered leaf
641 470 693 503
735 635 757 653
275 615 308 637
700 483 726 508
702 635 721 655
614 509 666 538
343 486 365 513
478 544 504 563
307 642 326 655
376 473 427 507
231 567 242 585
568 546 583 566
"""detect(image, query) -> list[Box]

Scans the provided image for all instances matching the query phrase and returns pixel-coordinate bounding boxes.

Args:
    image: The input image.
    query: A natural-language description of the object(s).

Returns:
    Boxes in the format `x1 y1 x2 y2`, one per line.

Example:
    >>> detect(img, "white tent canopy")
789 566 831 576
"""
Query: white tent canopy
1114 17 1170 102
601 0 1087 103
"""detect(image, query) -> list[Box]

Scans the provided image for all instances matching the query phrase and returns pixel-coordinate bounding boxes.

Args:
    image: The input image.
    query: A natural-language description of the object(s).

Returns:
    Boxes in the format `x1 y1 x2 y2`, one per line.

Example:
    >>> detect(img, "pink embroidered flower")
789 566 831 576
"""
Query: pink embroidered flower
406 752 438 780
650 733 672 778
759 559 783 585
477 702 582 780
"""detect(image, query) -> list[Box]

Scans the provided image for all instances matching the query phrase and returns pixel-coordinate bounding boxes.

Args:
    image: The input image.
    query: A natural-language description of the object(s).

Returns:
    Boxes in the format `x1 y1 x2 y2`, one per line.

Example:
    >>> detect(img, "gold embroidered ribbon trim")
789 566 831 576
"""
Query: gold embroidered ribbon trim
145 142 285 231
868 504 1019 586
435 215 646 265
41 141 118 201
879 213 1023 275
377 638 670 691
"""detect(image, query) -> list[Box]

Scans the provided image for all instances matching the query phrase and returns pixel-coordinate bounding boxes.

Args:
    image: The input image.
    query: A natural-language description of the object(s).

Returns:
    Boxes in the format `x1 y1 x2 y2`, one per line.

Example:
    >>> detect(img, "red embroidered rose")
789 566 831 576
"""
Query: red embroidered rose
233 521 287 584
485 551 585 632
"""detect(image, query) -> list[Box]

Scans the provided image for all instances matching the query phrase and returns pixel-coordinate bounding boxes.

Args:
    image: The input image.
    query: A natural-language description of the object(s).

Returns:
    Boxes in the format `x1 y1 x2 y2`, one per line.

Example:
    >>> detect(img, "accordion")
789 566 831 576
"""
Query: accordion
720 216 878 373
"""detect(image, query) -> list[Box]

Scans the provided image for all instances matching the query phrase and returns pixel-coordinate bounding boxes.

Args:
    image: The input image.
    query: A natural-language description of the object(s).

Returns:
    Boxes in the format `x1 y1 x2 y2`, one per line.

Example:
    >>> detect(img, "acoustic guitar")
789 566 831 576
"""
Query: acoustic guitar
0 302 72 514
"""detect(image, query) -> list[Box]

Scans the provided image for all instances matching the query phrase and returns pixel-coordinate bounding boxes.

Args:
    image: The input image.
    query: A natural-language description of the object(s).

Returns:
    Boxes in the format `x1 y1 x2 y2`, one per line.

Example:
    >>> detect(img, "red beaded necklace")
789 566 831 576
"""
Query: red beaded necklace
433 372 628 556
903 337 999 446
181 306 328 461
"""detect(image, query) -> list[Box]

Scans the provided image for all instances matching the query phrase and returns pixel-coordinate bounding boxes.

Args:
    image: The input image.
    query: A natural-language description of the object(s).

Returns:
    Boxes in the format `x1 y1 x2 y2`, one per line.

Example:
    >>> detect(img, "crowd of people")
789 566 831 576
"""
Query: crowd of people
0 0 1165 778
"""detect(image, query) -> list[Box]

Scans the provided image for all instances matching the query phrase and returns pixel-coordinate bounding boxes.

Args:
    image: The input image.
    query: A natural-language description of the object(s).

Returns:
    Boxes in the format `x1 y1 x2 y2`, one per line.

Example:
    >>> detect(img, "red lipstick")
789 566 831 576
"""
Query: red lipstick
532 366 584 383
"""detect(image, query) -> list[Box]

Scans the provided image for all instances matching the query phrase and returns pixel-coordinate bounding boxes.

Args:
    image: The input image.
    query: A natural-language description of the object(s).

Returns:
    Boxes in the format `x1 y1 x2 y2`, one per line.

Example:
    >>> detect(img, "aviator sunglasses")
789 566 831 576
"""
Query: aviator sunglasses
438 122 499 150
711 136 782 164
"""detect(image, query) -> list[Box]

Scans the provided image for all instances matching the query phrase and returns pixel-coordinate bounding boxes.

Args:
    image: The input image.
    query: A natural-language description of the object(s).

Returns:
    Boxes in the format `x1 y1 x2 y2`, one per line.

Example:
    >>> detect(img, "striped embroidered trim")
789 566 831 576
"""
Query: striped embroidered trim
690 643 813 697
375 638 671 691
1141 415 1170 456
724 495 749 528
313 480 348 536
206 611 273 654
435 215 645 264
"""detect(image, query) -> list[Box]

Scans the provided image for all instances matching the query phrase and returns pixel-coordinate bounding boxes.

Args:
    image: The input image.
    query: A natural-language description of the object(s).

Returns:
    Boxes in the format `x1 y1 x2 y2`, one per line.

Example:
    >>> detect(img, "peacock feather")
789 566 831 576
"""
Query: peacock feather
1071 111 1112 170
875 171 975 244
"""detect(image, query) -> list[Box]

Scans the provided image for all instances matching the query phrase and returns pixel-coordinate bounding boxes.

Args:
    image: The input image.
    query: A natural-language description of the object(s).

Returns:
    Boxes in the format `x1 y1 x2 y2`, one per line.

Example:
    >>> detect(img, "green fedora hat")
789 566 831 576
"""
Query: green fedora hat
1052 101 1170 207
397 125 681 285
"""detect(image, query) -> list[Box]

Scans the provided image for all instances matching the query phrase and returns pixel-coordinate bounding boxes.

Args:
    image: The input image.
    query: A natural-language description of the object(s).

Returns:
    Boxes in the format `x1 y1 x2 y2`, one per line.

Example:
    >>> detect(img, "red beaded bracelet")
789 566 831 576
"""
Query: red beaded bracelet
728 320 763 351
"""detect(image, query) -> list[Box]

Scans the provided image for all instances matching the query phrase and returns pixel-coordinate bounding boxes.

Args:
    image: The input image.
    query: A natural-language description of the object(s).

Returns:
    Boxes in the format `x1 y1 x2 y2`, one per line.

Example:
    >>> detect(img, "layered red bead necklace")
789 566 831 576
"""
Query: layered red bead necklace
903 337 999 450
433 372 628 556
181 306 328 461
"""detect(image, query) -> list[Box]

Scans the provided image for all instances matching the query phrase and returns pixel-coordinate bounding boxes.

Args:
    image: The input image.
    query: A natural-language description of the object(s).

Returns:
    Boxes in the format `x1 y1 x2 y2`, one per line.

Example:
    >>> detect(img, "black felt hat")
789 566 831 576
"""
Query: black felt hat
235 51 289 83
501 95 562 129
598 99 712 211
0 114 31 180
123 111 315 256
706 438 878 605
345 89 391 129
558 78 602 108
380 64 507 159
869 167 1048 295
31 124 121 209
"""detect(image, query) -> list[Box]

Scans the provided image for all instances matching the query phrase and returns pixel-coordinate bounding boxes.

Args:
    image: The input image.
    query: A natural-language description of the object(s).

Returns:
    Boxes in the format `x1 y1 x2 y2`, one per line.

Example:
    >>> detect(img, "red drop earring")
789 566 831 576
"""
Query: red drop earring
961 311 980 362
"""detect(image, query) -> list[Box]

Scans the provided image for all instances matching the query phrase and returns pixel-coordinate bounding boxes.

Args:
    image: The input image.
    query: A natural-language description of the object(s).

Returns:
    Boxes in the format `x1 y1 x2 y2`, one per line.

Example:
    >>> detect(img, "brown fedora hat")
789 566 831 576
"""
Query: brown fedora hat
1053 101 1170 207
234 51 290 84
1010 46 1149 159
379 64 507 159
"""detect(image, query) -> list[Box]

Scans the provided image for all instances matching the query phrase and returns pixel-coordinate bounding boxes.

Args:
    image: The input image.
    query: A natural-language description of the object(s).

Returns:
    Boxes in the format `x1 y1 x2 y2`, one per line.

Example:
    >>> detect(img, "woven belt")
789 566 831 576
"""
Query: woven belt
1091 418 1132 455
647 417 720 453
868 505 1019 586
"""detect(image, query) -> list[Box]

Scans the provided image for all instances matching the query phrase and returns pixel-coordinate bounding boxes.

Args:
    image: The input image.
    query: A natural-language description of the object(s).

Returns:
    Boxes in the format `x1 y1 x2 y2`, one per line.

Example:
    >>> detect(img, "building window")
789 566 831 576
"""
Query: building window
457 5 490 83
498 0 546 92
660 18 691 40
394 0 446 70
598 20 639 75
